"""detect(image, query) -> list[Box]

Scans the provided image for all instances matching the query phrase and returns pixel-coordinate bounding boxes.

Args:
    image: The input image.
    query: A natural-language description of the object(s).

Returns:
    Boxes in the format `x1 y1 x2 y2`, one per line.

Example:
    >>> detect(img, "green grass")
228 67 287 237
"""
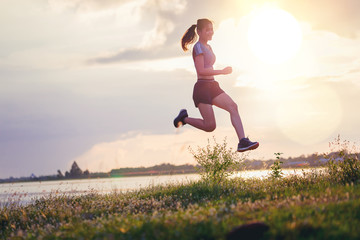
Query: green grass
1 170 360 239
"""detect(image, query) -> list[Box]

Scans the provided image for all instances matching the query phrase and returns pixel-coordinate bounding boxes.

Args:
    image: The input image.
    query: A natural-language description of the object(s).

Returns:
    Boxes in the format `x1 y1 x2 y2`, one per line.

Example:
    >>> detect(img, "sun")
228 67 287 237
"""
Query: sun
247 6 302 64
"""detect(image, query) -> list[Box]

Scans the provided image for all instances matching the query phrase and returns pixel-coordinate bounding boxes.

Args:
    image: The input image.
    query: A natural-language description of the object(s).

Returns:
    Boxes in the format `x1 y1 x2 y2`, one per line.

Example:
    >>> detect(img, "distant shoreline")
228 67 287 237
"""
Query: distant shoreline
0 165 319 185
1 152 339 184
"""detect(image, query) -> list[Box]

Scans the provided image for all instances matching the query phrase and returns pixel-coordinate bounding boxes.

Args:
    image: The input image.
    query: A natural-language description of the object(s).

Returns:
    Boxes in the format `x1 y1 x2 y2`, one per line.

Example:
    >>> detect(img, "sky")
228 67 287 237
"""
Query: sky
1 0 360 178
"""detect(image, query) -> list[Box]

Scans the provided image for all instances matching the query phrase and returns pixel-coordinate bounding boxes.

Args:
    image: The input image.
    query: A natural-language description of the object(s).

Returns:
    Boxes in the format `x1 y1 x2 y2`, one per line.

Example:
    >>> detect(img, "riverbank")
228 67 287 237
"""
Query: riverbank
1 151 330 184
1 168 360 239
0 169 323 207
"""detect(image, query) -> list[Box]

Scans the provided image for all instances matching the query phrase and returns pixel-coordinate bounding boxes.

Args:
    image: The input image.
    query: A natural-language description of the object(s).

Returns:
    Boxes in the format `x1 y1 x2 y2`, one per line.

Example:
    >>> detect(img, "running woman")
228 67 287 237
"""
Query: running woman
173 18 259 152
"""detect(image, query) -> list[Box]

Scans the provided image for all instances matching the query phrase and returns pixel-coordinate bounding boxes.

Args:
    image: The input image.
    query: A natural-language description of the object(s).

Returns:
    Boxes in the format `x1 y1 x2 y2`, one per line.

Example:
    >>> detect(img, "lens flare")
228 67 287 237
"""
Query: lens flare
276 84 342 145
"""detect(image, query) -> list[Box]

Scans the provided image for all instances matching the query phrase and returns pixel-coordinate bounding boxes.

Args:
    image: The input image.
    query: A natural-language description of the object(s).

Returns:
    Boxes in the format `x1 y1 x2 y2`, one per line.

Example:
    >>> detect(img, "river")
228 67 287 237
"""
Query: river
0 168 321 207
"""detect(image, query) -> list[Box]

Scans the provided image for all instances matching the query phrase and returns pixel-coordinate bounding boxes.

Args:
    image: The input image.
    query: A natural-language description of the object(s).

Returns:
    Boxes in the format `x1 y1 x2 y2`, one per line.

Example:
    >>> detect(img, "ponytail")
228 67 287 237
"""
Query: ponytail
181 19 213 52
181 24 197 51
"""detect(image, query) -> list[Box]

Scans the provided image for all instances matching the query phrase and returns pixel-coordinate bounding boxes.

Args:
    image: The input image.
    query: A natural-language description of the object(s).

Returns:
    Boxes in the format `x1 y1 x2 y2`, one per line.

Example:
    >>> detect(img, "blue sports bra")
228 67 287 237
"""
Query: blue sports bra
192 41 216 68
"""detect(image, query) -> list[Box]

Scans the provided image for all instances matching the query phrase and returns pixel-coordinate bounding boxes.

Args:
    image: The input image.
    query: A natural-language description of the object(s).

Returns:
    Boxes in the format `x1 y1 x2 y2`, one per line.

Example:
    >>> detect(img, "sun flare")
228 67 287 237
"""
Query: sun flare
248 6 302 64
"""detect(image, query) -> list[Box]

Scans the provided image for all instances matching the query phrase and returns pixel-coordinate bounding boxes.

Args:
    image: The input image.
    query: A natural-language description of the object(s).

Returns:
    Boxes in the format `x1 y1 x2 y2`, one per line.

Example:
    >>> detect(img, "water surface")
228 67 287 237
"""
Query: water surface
0 168 320 206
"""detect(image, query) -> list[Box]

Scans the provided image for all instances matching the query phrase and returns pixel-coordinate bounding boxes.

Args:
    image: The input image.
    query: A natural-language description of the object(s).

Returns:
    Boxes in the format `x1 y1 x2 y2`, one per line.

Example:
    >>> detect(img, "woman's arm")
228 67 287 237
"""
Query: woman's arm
194 55 232 76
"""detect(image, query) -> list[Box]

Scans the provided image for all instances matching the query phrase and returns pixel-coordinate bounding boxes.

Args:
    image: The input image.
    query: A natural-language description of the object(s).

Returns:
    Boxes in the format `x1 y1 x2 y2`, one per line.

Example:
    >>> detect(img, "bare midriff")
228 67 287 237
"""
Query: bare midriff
197 67 215 80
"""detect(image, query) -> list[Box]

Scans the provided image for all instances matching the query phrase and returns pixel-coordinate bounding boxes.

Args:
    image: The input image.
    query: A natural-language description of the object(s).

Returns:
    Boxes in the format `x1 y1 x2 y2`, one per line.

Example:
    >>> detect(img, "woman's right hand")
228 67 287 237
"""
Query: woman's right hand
222 66 233 75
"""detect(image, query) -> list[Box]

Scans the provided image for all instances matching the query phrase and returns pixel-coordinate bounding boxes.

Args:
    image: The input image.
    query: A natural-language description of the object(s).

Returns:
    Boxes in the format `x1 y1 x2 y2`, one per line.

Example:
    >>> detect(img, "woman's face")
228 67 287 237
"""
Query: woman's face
198 23 214 41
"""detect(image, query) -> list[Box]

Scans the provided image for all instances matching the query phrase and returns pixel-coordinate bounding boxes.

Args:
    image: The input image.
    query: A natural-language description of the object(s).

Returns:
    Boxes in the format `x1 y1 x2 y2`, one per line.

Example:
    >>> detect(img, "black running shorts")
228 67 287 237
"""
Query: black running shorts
192 79 225 108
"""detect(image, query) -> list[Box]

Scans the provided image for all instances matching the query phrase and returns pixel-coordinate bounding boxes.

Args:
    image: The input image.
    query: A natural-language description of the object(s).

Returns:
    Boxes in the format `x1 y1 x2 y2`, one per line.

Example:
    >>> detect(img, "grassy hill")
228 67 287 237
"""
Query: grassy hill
1 168 360 239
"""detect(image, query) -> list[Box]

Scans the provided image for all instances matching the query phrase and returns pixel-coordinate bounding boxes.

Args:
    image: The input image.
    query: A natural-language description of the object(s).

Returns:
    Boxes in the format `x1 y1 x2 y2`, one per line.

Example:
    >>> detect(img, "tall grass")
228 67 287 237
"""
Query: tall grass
269 152 284 179
324 135 360 184
189 137 245 185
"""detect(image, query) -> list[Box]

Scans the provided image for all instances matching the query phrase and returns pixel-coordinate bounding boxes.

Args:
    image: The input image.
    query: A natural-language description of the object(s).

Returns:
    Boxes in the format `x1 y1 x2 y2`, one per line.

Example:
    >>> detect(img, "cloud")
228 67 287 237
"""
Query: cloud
0 1 146 70
88 45 180 64
0 65 197 178
140 16 176 48
5 0 358 68
86 0 258 65
141 0 187 16
72 121 337 173
72 129 225 172
71 127 266 173
88 0 188 64
86 0 247 65
87 0 360 65
47 0 133 13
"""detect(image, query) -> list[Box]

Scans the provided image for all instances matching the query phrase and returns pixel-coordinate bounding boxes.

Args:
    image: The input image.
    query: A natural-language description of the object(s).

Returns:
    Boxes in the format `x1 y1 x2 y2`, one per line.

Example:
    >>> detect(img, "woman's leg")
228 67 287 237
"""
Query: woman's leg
212 93 245 140
184 103 216 132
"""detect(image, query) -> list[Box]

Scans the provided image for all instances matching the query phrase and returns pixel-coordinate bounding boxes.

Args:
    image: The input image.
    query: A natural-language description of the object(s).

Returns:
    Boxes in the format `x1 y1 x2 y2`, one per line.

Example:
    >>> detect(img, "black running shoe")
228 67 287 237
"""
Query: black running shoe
237 137 259 152
173 109 188 128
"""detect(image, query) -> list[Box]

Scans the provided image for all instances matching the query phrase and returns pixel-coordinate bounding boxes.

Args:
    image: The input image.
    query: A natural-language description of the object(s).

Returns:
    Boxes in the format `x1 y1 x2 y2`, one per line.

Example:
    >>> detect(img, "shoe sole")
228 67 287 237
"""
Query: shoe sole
237 142 259 152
